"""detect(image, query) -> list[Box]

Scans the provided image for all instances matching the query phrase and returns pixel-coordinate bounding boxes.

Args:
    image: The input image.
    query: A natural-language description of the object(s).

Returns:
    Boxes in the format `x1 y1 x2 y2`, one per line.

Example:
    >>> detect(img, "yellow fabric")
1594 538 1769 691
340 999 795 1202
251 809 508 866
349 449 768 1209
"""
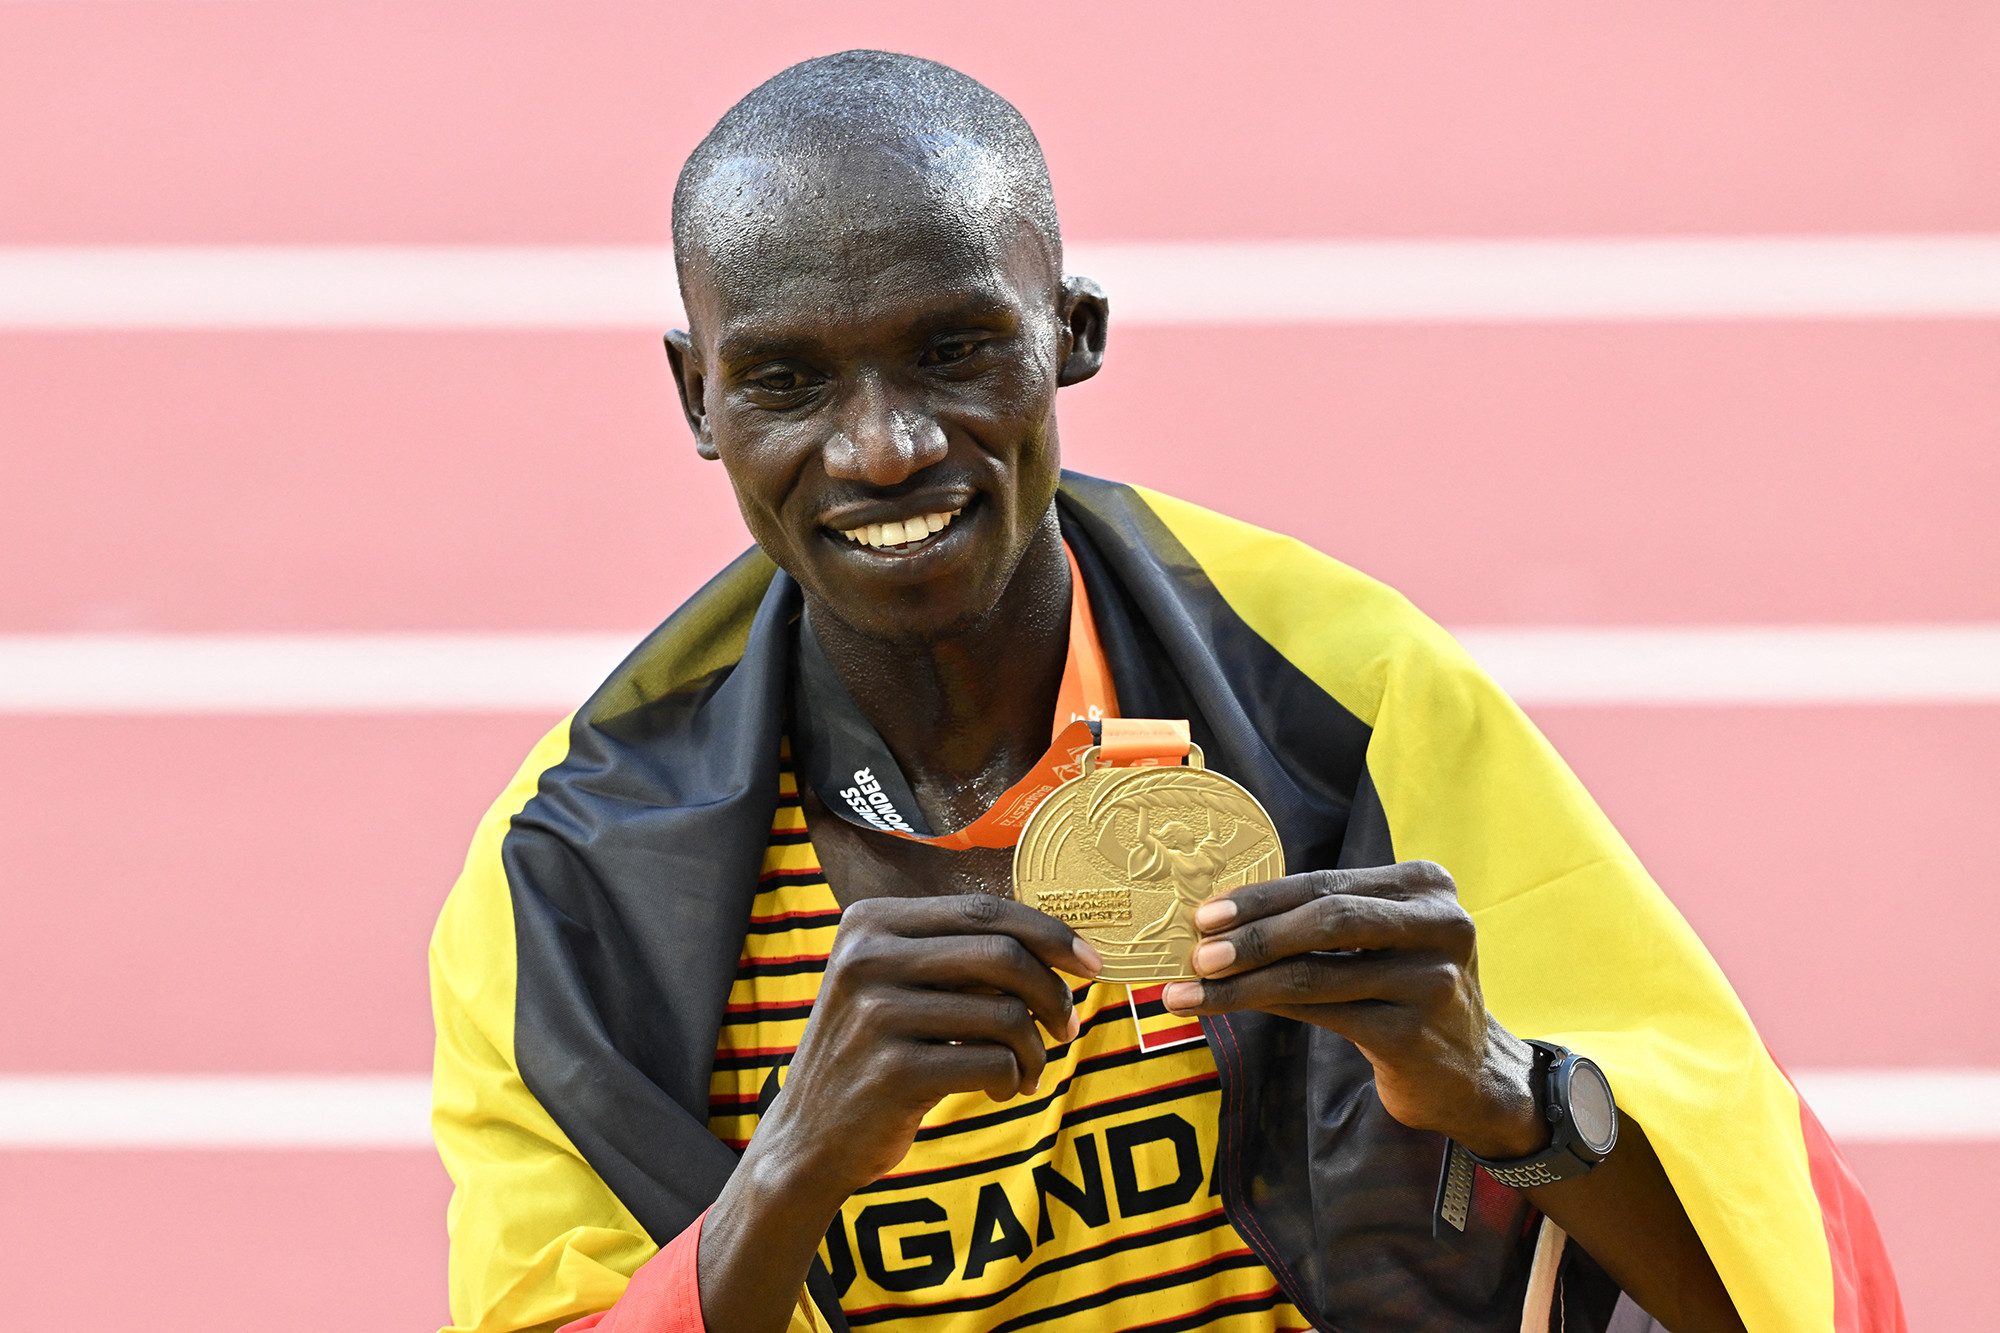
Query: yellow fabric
789 1291 826 1333
1137 485 1832 1333
431 716 661 1333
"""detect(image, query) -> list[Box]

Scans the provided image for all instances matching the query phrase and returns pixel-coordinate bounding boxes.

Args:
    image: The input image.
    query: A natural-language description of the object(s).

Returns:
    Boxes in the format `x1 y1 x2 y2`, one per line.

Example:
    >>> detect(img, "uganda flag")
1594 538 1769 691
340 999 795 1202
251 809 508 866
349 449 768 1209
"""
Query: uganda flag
432 474 1904 1332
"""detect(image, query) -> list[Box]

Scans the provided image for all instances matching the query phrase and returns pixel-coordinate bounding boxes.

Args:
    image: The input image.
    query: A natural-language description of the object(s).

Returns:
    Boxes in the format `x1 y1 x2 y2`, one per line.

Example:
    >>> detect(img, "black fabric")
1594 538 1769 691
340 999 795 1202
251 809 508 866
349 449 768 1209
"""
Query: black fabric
503 473 1539 1332
501 545 807 1296
791 604 937 837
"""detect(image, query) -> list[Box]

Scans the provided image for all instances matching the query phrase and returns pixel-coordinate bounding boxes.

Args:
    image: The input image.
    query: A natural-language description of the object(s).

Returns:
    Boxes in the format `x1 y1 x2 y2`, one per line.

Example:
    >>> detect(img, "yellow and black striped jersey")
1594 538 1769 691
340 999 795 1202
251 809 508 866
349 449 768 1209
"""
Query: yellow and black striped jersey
707 749 1310 1332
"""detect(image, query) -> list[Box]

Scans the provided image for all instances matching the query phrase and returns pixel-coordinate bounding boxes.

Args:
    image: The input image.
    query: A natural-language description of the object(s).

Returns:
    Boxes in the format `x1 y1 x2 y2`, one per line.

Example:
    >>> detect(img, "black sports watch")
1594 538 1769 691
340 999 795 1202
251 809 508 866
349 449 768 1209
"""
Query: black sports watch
1433 1041 1619 1234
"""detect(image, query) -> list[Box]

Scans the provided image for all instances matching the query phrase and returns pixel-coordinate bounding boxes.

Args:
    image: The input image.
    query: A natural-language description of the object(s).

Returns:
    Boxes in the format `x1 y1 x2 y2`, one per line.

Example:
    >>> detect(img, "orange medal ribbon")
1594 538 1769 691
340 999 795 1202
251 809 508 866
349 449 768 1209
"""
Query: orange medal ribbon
904 545 1190 850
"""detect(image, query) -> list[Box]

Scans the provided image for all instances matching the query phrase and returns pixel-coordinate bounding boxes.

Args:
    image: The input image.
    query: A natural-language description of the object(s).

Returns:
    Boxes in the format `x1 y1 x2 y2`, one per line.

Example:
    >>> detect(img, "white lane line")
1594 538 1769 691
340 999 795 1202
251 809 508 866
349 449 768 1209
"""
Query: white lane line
0 1070 1991 1147
1456 624 2000 705
0 632 635 713
1791 1070 2000 1144
0 247 681 330
0 626 1995 714
0 1075 432 1148
1088 236 2000 324
5 237 2000 328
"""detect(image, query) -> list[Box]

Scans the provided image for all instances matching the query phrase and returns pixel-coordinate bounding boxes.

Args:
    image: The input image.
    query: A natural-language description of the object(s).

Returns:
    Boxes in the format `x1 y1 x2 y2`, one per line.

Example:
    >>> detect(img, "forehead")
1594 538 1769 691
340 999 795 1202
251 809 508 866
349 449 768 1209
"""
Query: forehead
678 149 1054 352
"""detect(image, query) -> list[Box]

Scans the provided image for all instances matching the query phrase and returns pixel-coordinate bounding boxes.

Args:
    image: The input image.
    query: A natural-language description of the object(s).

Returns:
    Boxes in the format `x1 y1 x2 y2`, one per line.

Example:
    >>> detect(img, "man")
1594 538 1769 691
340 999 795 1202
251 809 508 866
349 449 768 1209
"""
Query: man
430 51 1903 1333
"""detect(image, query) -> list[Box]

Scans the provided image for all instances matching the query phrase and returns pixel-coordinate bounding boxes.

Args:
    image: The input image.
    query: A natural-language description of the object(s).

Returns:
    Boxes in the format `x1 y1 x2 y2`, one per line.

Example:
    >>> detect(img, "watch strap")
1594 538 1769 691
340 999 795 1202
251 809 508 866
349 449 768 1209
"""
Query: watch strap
1434 1041 1610 1234
1431 1139 1477 1237
1472 1140 1602 1189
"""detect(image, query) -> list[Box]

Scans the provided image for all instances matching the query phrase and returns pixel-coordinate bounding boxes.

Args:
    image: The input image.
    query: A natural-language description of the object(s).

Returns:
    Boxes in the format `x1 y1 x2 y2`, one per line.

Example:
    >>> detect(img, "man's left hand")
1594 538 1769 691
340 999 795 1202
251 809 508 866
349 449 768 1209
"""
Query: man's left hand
1161 860 1546 1160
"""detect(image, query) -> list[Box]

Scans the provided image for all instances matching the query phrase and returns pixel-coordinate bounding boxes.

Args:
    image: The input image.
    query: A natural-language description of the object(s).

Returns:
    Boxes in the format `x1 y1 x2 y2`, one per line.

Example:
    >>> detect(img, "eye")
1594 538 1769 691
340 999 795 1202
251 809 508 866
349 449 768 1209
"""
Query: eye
737 361 821 403
923 336 982 366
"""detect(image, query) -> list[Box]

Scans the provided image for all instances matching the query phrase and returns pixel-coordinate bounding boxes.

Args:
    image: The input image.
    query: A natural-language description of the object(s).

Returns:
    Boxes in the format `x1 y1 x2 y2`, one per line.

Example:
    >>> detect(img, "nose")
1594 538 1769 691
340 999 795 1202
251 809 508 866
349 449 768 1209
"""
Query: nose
821 371 948 487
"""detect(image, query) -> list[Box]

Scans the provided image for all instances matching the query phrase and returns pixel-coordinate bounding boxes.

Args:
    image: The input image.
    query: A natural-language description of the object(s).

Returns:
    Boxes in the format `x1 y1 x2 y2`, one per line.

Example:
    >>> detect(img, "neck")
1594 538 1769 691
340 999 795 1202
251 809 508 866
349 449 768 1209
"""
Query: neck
805 511 1069 826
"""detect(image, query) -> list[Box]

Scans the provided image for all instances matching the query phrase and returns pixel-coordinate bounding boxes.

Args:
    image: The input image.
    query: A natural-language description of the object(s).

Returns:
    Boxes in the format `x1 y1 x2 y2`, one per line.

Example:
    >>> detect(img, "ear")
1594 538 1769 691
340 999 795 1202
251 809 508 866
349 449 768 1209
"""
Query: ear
1055 275 1109 387
663 329 719 460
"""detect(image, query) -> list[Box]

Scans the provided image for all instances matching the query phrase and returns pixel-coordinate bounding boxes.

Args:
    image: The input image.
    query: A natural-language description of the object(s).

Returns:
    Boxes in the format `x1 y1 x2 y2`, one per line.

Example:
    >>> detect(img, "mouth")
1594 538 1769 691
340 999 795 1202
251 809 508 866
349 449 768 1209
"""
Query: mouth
829 504 965 555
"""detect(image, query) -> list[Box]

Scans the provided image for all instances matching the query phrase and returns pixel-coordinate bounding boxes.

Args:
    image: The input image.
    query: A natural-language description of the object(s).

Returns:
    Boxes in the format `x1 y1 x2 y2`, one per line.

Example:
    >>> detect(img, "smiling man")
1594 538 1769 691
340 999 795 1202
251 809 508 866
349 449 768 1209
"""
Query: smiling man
429 51 1902 1333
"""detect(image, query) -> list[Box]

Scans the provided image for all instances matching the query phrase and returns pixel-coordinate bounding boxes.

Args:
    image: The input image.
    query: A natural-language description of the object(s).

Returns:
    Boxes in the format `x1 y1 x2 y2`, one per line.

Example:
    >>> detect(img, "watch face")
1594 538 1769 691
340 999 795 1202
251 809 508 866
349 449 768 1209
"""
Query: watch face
1567 1060 1618 1156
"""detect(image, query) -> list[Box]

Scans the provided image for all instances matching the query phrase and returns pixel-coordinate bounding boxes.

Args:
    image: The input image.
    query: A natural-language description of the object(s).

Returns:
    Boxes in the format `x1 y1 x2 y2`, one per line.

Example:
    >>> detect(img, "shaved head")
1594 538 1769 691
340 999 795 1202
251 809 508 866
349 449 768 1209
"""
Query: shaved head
662 50 1106 651
671 51 1061 284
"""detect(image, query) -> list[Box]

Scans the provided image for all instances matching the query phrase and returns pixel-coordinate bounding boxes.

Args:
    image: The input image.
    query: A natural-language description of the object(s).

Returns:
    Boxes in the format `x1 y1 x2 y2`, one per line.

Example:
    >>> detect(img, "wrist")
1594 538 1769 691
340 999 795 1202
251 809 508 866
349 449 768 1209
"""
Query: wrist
699 1132 851 1333
1450 1024 1549 1161
734 1125 853 1228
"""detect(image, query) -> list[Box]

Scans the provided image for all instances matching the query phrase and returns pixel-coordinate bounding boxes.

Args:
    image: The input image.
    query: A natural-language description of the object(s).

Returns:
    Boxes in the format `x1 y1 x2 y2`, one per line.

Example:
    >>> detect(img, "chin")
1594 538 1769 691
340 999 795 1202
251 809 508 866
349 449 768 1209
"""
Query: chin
827 578 1009 647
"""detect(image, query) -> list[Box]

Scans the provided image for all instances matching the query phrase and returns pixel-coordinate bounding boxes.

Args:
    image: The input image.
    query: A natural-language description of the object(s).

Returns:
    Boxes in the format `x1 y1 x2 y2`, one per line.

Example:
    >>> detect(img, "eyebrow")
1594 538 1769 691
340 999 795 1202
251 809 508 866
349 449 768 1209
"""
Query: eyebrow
714 286 1022 366
716 332 823 364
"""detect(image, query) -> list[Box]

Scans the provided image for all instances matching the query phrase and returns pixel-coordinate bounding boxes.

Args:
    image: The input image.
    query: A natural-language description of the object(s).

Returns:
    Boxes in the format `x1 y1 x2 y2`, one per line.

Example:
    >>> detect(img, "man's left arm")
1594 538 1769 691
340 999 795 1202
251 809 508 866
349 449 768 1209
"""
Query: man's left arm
1162 861 1746 1333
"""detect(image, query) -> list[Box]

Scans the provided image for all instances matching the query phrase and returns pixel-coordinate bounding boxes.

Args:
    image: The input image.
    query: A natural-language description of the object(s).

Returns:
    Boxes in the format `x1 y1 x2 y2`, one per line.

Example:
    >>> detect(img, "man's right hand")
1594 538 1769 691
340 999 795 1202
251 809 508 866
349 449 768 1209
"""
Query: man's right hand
697 893 1102 1333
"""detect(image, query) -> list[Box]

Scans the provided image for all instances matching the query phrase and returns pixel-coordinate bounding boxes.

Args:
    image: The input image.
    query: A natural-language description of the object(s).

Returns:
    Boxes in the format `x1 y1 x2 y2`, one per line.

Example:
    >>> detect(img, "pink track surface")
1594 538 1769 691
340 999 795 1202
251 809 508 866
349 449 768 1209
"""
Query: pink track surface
6 323 1998 632
3 2 1991 1327
0 1152 453 1329
4 2 1999 242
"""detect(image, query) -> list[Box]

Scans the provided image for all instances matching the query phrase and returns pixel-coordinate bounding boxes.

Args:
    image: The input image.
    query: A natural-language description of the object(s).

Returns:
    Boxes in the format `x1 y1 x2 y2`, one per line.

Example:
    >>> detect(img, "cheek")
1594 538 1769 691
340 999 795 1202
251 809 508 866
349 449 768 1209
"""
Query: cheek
714 434 807 535
949 361 1062 444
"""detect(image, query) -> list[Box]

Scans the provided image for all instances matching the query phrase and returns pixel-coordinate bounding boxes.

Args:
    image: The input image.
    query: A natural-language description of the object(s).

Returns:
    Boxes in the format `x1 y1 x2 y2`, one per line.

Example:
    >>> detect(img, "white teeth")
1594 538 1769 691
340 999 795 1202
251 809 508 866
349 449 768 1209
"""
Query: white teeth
840 507 966 549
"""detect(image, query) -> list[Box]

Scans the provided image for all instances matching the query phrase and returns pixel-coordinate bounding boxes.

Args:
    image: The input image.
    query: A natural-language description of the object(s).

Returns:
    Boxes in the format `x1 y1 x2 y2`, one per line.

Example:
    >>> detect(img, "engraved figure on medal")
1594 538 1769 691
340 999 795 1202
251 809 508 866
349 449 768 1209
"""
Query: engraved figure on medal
1014 745 1284 983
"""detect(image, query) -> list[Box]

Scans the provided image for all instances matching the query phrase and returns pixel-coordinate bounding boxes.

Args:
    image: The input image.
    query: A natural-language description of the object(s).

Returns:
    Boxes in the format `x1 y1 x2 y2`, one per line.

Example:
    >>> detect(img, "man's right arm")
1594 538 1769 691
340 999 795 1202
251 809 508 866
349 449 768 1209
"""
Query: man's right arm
695 895 1102 1333
435 720 1096 1333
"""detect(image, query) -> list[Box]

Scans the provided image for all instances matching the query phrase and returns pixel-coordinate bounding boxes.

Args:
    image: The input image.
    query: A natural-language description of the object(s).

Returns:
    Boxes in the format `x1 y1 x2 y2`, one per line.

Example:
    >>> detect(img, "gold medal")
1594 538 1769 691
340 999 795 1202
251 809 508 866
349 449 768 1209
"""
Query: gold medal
1014 742 1284 983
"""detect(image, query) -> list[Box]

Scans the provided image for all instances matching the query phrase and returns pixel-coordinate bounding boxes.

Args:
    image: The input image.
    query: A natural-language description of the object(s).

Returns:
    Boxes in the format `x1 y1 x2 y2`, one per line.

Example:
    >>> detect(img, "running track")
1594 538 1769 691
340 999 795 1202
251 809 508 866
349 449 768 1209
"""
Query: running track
2 3 1996 1328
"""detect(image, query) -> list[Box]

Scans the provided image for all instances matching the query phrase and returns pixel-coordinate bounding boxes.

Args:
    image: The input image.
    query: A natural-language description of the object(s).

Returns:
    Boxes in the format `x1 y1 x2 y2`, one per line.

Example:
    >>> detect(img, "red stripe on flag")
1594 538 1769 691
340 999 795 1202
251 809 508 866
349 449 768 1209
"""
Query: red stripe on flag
1791 1074 1909 1332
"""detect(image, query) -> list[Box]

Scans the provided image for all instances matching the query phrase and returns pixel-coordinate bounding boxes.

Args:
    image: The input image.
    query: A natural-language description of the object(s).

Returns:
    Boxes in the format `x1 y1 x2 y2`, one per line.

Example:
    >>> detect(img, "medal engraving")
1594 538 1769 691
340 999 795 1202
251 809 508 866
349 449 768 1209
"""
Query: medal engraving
1014 745 1284 983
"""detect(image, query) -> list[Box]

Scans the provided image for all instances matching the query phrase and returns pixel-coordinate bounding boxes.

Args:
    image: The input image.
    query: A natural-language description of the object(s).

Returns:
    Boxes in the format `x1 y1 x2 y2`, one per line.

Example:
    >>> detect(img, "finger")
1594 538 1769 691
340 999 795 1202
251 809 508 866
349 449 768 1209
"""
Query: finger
860 893 1104 978
1163 950 1450 1018
888 933 1084 1042
1191 894 1472 979
1192 862 1458 934
919 1041 1034 1104
901 990 1050 1094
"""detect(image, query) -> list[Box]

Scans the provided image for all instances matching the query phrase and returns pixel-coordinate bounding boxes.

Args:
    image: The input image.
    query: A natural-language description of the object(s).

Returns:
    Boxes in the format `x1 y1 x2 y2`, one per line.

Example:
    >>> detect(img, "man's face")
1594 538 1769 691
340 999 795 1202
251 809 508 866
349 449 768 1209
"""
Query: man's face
667 152 1103 644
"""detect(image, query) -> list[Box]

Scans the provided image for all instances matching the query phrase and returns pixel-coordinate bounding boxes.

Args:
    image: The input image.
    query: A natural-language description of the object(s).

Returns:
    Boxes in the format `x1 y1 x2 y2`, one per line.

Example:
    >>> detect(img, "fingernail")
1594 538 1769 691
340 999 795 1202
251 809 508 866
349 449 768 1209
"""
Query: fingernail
1072 939 1105 974
1064 1011 1081 1042
1161 981 1203 1012
1192 940 1234 974
1024 1076 1041 1096
1194 899 1237 930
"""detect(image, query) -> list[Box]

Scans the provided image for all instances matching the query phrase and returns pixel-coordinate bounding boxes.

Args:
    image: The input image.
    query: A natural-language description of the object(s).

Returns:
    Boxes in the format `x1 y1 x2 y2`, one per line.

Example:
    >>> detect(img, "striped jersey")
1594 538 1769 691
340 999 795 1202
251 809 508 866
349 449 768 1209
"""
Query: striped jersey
706 747 1309 1332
